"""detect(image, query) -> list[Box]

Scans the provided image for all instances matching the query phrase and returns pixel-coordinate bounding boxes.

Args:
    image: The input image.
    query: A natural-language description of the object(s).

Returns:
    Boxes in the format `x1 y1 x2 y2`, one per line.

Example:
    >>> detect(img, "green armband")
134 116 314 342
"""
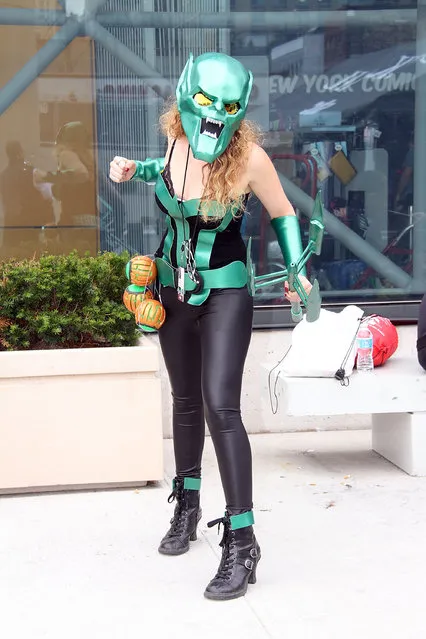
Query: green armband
131 157 165 182
271 215 306 276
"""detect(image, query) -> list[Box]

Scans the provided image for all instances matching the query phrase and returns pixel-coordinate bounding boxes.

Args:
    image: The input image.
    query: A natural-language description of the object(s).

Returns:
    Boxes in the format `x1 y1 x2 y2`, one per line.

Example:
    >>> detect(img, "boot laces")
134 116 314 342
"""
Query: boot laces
207 516 236 581
167 478 184 504
166 482 188 537
168 508 188 537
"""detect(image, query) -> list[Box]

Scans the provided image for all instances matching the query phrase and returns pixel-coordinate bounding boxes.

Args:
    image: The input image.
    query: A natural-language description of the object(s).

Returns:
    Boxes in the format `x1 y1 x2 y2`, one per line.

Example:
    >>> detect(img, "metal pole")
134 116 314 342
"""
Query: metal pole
84 20 161 78
0 8 415 29
96 9 416 29
413 0 426 291
219 0 231 54
0 18 82 117
280 176 412 289
0 8 67 26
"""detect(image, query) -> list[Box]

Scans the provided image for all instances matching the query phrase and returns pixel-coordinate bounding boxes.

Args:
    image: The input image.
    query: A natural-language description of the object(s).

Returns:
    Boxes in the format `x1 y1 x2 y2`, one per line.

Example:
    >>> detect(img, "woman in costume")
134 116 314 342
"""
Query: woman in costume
110 52 311 601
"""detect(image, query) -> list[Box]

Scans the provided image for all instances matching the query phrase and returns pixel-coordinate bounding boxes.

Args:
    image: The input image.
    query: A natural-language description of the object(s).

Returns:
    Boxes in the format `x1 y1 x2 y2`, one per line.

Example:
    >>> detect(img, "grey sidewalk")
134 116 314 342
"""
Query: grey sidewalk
2 431 426 639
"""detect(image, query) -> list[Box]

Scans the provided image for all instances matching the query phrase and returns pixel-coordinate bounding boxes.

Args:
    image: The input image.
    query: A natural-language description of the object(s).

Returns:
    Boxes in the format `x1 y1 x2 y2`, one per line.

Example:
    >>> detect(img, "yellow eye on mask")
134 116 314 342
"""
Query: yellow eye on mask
225 103 240 115
193 92 213 107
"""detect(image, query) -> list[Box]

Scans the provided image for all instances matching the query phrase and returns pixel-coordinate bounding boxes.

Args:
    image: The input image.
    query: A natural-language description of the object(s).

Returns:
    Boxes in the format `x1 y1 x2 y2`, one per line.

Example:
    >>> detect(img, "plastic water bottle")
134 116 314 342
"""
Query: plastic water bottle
356 326 374 372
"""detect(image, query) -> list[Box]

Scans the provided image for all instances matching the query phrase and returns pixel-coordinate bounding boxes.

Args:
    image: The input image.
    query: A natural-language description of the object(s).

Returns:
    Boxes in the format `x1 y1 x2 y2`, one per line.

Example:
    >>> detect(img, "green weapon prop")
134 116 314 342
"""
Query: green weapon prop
247 192 325 323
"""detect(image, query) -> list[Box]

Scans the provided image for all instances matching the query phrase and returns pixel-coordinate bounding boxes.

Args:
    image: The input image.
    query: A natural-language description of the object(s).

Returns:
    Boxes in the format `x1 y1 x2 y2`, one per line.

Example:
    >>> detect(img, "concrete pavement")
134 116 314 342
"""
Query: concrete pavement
1 430 426 639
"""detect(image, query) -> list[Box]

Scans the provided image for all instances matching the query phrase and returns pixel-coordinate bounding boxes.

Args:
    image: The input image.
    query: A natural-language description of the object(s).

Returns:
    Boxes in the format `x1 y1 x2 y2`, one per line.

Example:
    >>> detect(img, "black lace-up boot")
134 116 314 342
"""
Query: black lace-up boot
204 511 261 601
158 477 202 556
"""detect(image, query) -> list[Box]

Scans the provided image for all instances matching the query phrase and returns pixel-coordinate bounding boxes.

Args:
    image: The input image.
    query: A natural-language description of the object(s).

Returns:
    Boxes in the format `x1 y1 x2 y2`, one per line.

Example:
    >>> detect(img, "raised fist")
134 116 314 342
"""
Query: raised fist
109 156 137 183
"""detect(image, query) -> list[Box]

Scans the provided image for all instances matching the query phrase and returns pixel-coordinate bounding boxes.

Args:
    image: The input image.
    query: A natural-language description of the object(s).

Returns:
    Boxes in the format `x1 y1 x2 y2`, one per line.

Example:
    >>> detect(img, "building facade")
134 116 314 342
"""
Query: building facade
0 0 423 325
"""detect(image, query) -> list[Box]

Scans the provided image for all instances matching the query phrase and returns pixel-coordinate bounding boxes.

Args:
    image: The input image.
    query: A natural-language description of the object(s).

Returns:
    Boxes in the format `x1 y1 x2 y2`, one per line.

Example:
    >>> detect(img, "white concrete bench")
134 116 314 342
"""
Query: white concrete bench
270 355 426 476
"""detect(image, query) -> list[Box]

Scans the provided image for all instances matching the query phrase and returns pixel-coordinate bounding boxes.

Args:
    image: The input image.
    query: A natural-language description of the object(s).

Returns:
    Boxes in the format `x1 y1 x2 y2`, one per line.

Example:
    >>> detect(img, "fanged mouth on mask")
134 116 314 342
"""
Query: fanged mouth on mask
200 117 224 140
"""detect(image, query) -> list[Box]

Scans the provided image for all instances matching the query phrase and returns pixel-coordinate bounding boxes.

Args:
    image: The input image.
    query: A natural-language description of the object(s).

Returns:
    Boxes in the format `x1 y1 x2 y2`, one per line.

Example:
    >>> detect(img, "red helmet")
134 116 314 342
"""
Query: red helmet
362 315 399 367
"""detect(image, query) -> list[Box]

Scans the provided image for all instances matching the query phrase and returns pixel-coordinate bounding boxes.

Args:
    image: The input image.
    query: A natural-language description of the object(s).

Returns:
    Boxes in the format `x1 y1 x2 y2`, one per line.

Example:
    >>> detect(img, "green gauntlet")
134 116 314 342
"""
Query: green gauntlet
131 157 166 182
270 215 306 277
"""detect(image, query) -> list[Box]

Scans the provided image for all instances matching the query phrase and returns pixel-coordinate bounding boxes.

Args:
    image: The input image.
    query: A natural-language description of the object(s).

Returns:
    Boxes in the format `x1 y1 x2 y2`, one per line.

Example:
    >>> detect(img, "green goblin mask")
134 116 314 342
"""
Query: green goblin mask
176 52 253 163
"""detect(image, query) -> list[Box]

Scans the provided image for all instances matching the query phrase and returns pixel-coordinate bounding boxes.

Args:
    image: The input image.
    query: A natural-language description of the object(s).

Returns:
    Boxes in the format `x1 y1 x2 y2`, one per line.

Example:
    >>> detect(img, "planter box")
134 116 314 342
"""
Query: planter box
0 339 163 494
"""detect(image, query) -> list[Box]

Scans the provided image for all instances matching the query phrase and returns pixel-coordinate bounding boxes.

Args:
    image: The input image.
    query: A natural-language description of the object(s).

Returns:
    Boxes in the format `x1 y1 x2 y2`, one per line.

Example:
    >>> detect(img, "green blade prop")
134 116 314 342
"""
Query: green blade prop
249 192 325 323
309 192 325 257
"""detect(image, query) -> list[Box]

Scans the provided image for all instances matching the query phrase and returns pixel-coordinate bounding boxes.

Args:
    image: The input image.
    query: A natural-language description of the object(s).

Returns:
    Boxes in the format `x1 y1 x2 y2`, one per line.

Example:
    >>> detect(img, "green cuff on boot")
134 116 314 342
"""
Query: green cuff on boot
270 214 306 277
230 511 254 530
172 477 201 491
183 477 201 491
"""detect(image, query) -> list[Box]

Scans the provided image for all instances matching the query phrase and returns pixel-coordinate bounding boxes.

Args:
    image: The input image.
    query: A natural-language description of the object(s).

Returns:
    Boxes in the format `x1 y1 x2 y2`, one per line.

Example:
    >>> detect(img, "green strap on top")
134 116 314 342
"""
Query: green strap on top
270 215 306 277
186 207 240 305
230 510 254 530
132 157 165 182
155 257 247 292
155 172 245 305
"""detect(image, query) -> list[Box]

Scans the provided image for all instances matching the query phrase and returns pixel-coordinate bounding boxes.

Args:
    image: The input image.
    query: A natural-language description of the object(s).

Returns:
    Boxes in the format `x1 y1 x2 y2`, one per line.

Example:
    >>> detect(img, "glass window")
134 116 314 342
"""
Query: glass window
0 0 424 323
256 1 421 314
0 16 98 259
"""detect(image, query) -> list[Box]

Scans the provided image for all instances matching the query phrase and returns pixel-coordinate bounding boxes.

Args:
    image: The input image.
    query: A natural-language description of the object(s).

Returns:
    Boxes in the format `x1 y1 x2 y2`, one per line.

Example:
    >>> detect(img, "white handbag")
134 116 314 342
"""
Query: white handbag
279 305 364 379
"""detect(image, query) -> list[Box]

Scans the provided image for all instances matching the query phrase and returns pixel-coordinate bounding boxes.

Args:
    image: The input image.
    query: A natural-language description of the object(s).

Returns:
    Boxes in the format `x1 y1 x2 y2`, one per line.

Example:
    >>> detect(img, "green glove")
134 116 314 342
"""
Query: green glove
131 157 165 182
270 215 306 277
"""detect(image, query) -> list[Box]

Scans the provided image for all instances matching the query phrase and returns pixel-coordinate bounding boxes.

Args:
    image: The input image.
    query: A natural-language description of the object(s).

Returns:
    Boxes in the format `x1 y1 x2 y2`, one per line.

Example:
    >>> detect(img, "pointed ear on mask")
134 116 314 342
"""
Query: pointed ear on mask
176 53 194 104
240 70 253 112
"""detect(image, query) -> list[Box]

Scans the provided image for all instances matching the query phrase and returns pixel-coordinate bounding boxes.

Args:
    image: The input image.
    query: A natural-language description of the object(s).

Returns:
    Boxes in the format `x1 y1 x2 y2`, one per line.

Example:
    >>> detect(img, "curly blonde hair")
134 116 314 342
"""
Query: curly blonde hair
159 102 262 221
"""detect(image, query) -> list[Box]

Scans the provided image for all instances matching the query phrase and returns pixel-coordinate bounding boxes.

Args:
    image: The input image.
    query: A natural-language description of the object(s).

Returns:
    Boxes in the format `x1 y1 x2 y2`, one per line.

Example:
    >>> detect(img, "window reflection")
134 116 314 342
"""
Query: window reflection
0 25 98 259
0 1 424 314
0 140 54 228
33 121 96 228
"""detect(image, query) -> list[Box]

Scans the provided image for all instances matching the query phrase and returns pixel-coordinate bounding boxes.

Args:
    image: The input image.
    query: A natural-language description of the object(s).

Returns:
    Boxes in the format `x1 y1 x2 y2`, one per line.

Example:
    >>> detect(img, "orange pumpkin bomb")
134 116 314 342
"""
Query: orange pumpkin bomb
122 285 153 314
135 299 166 331
126 255 157 287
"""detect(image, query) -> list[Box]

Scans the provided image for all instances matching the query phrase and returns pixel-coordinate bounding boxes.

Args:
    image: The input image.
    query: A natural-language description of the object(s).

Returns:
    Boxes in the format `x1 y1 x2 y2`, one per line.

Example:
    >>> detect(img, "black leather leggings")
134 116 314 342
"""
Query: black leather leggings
158 285 254 512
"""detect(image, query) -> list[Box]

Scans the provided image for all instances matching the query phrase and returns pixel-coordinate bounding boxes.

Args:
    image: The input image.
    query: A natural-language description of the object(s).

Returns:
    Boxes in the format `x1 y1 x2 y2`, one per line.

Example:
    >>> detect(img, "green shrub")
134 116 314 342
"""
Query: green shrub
0 251 140 351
